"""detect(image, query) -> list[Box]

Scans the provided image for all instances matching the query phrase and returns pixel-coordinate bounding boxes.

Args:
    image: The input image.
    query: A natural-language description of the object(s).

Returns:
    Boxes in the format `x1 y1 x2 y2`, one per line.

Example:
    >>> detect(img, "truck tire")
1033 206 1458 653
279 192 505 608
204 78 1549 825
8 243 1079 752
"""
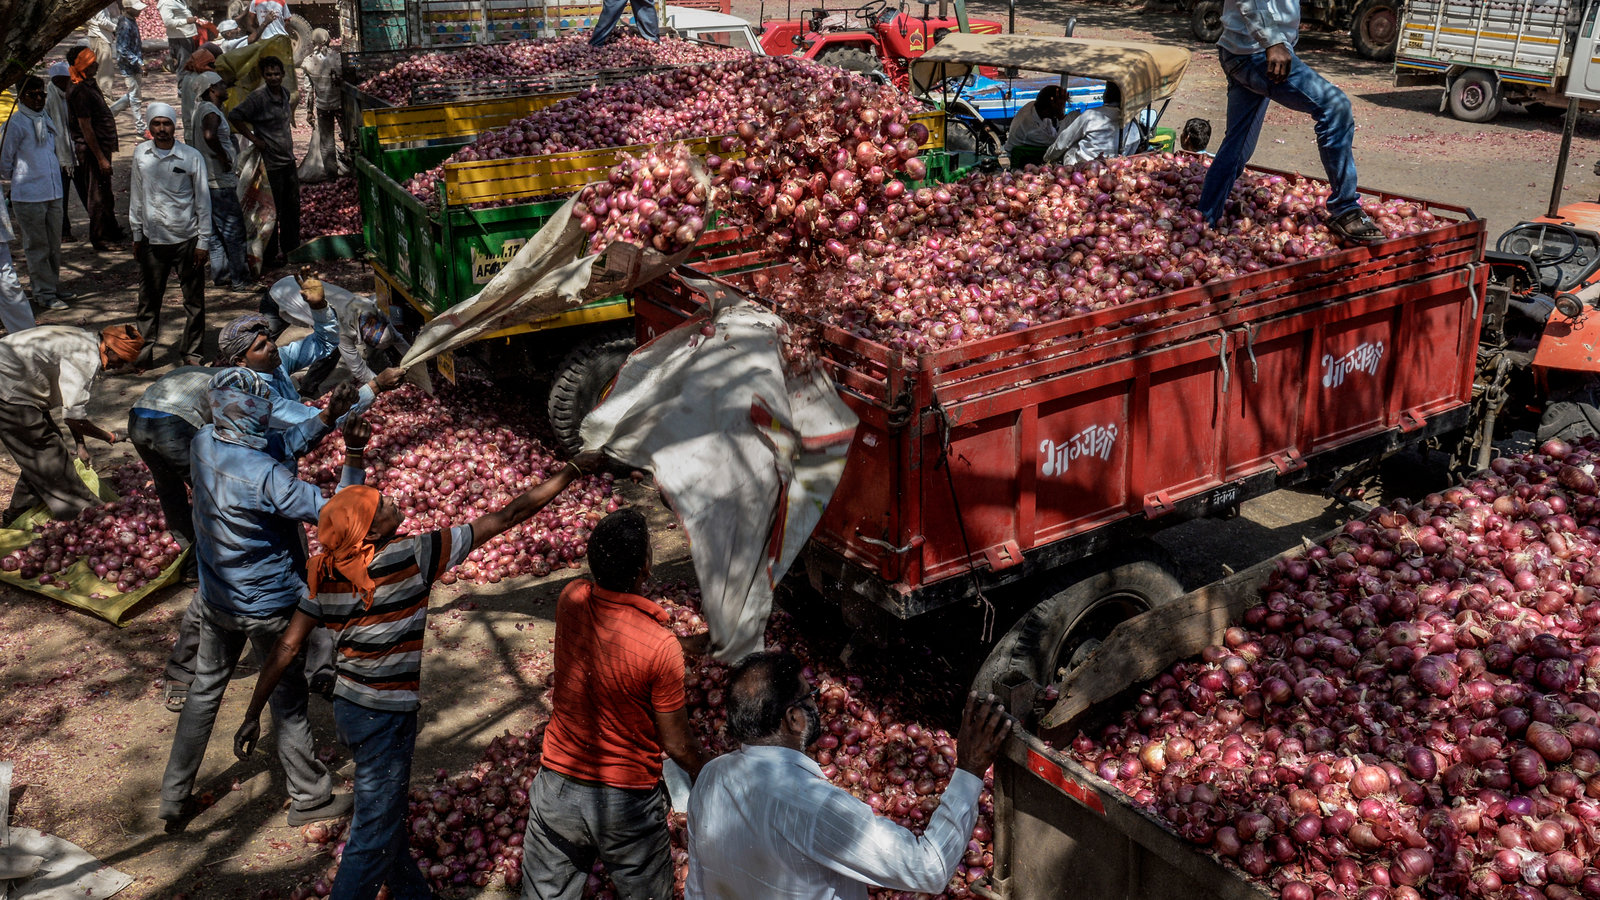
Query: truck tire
547 328 636 455
1190 1 1223 43
945 115 1001 156
815 46 885 79
1350 0 1399 60
971 543 1184 697
1539 382 1600 443
286 14 314 65
1448 69 1500 123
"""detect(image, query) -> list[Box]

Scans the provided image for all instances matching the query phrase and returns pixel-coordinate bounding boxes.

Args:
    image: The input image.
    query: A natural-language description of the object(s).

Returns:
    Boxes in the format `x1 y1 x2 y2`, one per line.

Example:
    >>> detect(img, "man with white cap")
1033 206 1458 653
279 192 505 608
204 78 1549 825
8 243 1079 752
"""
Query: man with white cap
129 102 211 369
190 73 251 292
111 0 147 135
158 0 200 73
216 19 250 52
45 61 80 245
2 76 68 312
300 28 344 171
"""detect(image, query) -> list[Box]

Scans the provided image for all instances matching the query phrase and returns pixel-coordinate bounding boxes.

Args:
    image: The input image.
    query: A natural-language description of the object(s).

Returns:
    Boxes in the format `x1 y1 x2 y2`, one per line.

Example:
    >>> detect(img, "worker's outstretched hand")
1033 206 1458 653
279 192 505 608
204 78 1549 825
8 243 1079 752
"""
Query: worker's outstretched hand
343 411 371 451
374 366 405 392
1265 43 1291 82
326 381 359 422
234 715 261 760
571 449 607 475
954 691 1012 776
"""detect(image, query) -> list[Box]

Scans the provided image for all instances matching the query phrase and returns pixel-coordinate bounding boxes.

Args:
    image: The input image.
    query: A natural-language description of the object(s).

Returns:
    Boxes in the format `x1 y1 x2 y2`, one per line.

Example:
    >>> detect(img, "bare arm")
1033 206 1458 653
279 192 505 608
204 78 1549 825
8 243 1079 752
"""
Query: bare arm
201 111 230 172
466 452 602 549
66 417 118 444
652 706 705 781
77 117 111 173
234 611 317 757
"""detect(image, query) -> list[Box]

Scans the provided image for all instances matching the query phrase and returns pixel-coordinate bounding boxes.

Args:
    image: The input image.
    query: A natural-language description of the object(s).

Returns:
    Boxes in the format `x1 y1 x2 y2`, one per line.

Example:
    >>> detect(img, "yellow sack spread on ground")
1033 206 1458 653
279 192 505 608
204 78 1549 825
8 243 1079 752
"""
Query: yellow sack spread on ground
0 461 187 625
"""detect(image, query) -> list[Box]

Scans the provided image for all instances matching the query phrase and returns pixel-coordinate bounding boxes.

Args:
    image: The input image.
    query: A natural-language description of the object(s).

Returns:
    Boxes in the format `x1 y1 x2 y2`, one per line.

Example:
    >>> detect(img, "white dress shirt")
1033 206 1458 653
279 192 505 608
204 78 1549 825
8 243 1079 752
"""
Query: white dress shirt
88 6 120 44
686 744 983 900
0 325 101 419
128 139 212 245
1045 105 1142 165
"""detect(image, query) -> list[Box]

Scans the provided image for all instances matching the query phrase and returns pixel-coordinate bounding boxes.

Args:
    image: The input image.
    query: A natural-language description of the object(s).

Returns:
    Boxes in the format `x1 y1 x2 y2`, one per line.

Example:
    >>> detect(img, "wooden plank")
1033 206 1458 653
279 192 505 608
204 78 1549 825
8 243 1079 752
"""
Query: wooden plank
441 134 732 205
1036 538 1327 735
371 92 578 144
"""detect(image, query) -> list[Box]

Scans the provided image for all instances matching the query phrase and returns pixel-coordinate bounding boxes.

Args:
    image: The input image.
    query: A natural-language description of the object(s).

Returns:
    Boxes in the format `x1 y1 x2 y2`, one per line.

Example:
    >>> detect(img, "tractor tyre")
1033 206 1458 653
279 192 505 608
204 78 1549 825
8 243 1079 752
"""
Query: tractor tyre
1190 1 1224 43
815 46 886 80
547 327 636 455
1539 381 1600 444
970 542 1184 697
1448 69 1501 123
1350 0 1399 61
286 14 315 65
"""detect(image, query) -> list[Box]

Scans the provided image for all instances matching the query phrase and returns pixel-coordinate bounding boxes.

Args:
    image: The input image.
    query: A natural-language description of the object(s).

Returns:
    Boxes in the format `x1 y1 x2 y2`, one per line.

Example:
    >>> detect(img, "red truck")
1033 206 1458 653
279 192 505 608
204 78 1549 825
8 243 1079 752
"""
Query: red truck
636 174 1487 702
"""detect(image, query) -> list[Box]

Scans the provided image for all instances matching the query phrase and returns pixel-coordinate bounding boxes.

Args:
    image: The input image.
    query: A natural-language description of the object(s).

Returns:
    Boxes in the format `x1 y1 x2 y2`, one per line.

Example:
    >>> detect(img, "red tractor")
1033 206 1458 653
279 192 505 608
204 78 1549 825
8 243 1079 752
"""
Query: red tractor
758 0 1003 91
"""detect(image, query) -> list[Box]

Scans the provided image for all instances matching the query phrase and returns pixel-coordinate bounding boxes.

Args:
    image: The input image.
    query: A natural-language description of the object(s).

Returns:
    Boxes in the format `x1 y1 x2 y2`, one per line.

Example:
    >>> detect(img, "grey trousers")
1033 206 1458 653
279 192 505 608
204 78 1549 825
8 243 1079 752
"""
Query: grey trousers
12 197 63 305
520 769 672 900
165 591 338 690
0 399 98 521
159 600 332 816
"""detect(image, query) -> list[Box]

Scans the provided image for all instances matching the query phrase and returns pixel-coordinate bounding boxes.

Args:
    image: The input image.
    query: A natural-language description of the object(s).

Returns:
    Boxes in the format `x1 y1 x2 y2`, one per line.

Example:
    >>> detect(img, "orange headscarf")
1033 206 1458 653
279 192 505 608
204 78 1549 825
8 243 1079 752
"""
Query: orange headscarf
69 49 96 84
308 485 382 607
99 324 145 369
184 48 215 74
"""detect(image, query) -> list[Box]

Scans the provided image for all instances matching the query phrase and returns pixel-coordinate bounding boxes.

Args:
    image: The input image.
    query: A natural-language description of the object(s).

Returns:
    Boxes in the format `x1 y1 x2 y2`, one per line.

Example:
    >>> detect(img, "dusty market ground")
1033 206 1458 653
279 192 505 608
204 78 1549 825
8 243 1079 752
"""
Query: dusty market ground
1 4 1589 896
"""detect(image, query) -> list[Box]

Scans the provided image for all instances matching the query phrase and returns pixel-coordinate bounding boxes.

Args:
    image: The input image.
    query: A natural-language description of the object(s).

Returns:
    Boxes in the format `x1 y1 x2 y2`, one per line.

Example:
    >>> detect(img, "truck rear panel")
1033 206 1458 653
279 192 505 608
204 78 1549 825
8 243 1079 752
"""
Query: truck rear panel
636 181 1486 618
1396 0 1571 83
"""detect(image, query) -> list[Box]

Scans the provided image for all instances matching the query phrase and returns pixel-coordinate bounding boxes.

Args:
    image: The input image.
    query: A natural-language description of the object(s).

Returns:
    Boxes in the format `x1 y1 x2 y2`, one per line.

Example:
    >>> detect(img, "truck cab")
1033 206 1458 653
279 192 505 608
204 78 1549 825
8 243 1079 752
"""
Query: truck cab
657 6 766 53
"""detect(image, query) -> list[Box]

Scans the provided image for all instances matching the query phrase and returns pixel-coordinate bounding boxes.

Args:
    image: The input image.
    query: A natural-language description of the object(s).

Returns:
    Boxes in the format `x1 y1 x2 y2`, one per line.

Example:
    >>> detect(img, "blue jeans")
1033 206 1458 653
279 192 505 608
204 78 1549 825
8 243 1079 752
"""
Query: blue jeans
209 186 250 288
1197 47 1359 224
331 700 432 900
589 0 657 45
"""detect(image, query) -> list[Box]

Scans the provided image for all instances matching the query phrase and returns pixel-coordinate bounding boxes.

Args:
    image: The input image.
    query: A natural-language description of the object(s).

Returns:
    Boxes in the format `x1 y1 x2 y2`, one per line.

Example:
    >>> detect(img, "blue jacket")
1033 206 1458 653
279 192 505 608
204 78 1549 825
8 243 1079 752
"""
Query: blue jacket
114 15 143 74
190 426 364 617
1218 0 1300 55
266 304 375 456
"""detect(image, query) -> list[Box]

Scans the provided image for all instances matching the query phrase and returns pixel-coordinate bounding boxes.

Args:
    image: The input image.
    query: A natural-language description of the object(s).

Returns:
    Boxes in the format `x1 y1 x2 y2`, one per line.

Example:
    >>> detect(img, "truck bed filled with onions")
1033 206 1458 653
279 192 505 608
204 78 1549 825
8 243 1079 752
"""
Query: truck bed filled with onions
999 438 1600 900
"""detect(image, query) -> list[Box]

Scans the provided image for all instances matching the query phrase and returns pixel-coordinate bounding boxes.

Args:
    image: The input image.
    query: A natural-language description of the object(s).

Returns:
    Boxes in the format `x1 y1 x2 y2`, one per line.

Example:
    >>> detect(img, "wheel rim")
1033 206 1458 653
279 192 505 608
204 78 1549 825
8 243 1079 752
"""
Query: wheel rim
1460 83 1487 111
1364 7 1398 45
1047 593 1151 684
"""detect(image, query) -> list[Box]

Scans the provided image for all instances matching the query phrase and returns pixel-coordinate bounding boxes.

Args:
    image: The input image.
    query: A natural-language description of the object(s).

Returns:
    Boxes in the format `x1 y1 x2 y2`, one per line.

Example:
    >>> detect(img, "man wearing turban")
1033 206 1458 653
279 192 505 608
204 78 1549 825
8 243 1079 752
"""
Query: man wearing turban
234 448 603 897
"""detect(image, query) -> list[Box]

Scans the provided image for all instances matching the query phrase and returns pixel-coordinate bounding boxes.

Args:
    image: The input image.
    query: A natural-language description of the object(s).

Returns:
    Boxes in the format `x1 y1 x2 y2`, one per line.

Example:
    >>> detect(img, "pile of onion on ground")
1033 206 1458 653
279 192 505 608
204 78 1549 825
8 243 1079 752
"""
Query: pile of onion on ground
300 177 361 241
280 584 995 900
0 462 185 596
357 33 744 105
1067 438 1600 900
297 381 618 586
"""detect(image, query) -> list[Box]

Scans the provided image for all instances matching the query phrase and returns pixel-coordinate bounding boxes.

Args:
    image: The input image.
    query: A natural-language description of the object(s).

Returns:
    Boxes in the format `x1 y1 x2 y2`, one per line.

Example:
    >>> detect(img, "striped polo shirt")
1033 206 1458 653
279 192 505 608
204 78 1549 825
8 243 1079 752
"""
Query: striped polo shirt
299 524 472 712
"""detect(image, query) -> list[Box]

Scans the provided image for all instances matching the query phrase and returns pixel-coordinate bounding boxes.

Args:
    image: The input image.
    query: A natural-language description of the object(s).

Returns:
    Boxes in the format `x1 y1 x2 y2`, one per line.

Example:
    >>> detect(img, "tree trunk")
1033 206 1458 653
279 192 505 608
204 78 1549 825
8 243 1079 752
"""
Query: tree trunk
0 0 111 92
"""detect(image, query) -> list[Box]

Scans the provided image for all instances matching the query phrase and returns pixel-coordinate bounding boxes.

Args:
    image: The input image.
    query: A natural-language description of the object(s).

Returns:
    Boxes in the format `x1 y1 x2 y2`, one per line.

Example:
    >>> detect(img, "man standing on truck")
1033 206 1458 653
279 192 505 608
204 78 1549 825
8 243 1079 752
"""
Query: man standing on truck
1196 0 1385 243
685 652 1012 899
589 0 658 46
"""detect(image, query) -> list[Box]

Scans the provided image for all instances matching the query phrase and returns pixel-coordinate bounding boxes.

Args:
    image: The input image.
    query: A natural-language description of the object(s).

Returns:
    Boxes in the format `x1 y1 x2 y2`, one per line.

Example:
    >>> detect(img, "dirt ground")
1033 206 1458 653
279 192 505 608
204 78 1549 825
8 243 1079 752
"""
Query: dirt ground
0 6 1585 896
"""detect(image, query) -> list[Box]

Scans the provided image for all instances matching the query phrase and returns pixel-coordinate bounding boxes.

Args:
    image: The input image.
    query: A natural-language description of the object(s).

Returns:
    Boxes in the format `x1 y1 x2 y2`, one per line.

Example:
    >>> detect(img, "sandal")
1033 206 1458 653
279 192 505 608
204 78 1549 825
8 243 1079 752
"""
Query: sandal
164 682 188 713
1327 208 1385 245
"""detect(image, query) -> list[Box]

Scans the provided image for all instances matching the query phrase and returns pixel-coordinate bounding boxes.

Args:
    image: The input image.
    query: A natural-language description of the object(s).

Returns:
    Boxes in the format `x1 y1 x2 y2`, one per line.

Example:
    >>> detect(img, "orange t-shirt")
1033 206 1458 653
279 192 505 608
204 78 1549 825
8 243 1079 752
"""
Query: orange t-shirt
540 580 686 790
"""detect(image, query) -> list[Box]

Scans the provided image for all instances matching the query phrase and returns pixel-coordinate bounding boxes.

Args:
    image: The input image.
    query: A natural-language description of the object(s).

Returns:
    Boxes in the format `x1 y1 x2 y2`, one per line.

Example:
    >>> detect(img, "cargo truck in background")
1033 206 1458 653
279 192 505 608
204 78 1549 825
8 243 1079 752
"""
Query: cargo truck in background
1395 0 1600 121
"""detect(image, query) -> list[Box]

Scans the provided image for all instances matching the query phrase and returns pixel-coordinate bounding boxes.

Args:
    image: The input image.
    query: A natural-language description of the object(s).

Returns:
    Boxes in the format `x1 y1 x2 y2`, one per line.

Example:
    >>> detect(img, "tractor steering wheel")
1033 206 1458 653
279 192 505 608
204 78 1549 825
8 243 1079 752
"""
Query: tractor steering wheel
855 0 889 21
1497 222 1584 277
